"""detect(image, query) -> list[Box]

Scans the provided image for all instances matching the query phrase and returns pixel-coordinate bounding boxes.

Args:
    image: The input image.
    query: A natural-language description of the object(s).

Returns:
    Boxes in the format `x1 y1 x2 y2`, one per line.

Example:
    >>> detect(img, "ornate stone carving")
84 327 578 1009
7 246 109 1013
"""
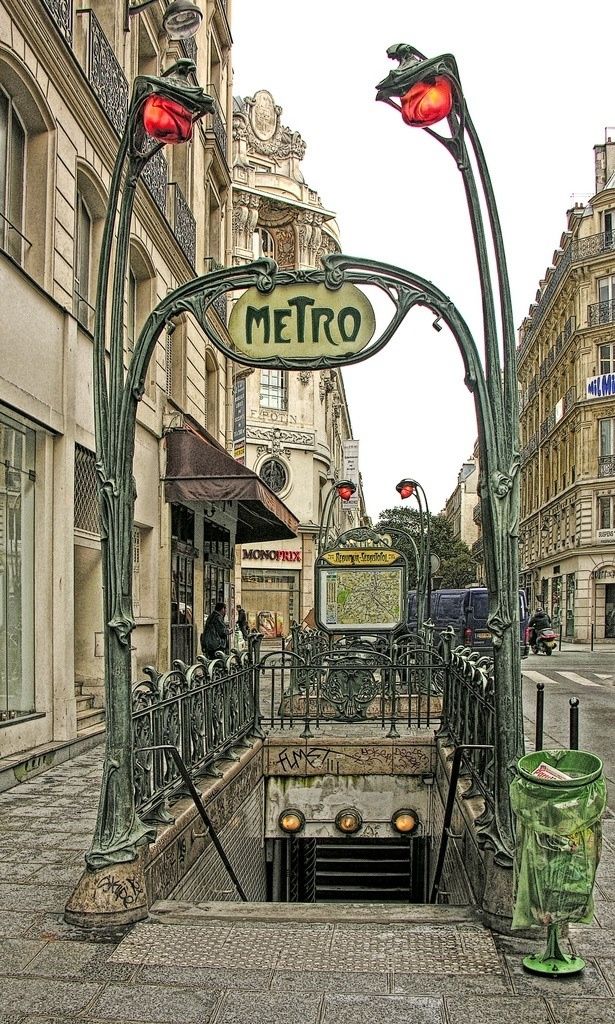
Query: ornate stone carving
233 93 307 161
233 192 261 250
275 226 296 268
248 425 314 447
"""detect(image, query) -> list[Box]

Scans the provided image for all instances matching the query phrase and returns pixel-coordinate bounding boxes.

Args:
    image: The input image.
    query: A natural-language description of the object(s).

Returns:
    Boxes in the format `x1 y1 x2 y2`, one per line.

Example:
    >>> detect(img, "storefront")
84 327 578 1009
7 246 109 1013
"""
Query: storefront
590 565 615 640
164 425 298 655
240 544 302 636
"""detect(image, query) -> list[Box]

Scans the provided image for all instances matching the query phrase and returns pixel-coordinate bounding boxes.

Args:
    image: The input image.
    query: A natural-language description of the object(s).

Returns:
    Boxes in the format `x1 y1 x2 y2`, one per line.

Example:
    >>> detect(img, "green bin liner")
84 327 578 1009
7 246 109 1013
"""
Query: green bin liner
510 749 607 930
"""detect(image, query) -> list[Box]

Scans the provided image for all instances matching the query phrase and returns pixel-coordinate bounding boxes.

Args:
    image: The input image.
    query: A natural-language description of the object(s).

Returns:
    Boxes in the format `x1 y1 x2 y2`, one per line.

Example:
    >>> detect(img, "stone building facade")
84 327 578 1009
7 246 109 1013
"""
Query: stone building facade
231 91 365 631
0 1 297 761
518 135 615 641
444 457 479 552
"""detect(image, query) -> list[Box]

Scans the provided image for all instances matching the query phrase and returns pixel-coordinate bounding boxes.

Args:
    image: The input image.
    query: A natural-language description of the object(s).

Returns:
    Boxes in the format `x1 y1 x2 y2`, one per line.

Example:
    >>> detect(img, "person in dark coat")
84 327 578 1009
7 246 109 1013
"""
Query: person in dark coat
200 602 228 657
236 604 249 640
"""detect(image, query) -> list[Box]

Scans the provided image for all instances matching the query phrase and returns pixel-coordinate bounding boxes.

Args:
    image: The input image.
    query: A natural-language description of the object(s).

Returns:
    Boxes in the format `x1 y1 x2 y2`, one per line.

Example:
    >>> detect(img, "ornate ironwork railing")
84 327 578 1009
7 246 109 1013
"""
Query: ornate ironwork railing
436 630 496 838
79 10 129 138
170 182 196 267
41 0 73 44
598 454 615 478
589 300 615 327
472 502 482 524
259 627 445 737
562 384 577 415
132 644 258 823
142 148 168 216
520 433 538 467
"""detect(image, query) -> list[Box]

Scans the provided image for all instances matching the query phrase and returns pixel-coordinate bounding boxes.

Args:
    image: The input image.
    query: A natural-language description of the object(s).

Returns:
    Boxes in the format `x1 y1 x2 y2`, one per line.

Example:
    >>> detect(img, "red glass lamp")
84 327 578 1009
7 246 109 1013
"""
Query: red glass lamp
142 95 194 144
396 479 415 500
336 481 356 502
400 76 453 127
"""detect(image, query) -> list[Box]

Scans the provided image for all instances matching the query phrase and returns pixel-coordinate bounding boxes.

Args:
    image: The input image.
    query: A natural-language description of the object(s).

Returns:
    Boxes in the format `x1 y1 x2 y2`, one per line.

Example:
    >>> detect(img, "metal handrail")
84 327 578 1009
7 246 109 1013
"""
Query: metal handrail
136 743 248 901
429 743 493 904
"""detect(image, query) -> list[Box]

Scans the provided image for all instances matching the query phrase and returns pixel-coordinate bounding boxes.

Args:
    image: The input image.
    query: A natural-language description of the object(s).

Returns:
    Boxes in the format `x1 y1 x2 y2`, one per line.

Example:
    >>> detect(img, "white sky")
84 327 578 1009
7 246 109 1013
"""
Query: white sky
231 0 615 521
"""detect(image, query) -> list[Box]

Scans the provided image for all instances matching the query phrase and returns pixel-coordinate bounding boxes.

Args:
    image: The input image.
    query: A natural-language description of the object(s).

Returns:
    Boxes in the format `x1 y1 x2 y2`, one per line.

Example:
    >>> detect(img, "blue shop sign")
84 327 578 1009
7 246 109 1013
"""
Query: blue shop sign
587 373 615 398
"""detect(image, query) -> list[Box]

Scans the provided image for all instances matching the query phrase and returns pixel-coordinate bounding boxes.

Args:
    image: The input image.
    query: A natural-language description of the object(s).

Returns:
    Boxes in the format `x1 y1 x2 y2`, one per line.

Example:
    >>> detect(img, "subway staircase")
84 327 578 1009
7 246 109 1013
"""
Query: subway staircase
75 681 106 735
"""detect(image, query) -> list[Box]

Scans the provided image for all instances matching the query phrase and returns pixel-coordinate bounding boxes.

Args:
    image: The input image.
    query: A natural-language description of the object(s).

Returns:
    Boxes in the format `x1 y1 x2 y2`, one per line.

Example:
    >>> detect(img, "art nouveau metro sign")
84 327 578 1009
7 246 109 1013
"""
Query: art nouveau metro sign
228 281 375 359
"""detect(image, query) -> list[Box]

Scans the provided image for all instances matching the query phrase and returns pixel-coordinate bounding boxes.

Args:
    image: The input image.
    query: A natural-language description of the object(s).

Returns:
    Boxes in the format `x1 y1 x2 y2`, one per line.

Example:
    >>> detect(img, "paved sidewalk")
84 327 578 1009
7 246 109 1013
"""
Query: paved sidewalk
1 747 615 1022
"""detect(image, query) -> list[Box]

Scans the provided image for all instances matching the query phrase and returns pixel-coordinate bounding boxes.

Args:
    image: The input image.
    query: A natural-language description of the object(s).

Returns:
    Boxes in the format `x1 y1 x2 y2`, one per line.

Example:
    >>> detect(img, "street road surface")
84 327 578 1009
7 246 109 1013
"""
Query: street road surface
522 648 615 808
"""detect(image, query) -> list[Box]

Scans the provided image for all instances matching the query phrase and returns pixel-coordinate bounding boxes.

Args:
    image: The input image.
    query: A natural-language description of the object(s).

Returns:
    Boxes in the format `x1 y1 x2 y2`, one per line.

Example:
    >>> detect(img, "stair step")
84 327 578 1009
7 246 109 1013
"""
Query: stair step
77 707 106 729
316 857 409 869
76 694 94 711
150 900 481 926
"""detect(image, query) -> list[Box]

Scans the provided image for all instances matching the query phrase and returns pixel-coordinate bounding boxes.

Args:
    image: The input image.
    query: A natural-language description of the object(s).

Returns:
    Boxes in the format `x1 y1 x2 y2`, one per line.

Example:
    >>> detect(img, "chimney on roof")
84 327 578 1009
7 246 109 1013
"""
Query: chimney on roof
595 129 615 192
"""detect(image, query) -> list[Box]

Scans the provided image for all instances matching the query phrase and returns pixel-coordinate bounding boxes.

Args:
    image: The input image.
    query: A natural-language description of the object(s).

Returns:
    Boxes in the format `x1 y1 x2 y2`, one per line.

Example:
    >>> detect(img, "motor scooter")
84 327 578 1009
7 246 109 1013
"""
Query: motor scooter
531 627 557 656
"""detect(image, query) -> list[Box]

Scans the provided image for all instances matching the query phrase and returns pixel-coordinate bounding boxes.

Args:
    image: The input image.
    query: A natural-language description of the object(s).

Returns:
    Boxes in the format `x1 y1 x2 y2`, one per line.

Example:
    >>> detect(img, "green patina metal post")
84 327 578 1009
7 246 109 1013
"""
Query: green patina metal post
87 61 214 871
377 44 524 865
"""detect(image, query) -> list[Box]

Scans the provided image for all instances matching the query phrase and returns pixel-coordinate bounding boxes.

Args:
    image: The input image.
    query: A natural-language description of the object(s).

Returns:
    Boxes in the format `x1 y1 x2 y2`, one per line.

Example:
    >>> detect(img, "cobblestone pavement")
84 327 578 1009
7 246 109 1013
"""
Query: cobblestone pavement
1 746 615 1023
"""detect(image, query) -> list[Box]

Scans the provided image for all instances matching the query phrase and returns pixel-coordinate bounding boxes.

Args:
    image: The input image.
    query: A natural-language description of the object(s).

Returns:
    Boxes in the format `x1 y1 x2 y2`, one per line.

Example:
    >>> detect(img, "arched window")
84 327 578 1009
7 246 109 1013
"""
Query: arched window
0 52 53 285
253 227 274 259
74 166 107 332
127 240 156 356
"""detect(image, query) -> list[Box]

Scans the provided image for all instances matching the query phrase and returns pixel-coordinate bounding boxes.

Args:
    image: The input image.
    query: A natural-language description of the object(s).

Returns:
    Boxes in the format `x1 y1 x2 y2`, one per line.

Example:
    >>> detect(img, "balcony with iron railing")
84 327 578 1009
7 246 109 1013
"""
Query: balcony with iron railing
41 0 73 45
520 433 538 466
588 300 615 328
76 10 129 138
599 455 615 478
472 502 482 524
170 182 196 267
520 231 615 355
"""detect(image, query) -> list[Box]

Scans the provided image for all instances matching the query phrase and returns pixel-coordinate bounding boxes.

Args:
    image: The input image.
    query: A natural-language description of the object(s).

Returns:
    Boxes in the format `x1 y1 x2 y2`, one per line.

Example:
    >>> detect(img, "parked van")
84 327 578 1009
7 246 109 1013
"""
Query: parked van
407 587 529 657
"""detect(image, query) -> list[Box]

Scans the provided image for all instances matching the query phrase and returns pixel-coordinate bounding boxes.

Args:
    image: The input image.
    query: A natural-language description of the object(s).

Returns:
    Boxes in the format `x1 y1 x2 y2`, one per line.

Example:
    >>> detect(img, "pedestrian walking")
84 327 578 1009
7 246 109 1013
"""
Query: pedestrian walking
200 602 229 658
237 604 249 640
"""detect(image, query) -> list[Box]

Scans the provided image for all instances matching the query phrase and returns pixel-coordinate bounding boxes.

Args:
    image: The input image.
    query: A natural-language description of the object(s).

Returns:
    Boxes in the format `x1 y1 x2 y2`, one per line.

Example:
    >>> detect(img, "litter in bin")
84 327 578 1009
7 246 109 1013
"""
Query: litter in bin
511 748 607 975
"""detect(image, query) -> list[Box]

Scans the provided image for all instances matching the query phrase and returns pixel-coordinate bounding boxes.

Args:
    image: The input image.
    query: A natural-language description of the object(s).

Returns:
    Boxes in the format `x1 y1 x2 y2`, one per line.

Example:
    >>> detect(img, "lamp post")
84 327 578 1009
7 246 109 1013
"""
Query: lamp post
396 477 432 632
85 58 213 876
124 0 203 35
377 44 523 869
318 480 356 555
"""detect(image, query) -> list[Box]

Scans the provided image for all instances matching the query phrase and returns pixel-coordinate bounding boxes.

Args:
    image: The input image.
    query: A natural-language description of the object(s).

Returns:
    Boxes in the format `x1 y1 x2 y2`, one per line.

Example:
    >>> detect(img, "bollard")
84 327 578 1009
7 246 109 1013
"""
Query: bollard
569 697 580 750
559 624 563 651
591 623 595 652
535 682 545 752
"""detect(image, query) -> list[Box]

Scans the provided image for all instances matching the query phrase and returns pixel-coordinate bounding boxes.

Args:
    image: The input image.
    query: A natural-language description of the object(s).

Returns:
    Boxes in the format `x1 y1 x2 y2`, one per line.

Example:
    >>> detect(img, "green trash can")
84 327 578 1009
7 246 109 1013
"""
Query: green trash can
510 748 607 975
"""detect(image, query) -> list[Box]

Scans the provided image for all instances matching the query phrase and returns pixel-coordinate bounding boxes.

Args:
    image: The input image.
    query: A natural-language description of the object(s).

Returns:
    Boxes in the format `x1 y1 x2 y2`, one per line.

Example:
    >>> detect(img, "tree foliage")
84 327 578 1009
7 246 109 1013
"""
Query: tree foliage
375 506 478 590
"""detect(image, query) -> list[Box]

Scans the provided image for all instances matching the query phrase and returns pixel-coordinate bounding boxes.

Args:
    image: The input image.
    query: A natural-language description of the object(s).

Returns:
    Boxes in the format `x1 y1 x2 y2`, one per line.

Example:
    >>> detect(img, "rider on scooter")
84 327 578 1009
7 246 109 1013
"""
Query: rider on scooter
529 607 552 650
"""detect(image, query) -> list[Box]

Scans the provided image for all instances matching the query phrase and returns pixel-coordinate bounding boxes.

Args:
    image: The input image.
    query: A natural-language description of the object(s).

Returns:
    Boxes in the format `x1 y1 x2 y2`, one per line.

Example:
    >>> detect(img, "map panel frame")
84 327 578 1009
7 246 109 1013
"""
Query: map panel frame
314 557 406 634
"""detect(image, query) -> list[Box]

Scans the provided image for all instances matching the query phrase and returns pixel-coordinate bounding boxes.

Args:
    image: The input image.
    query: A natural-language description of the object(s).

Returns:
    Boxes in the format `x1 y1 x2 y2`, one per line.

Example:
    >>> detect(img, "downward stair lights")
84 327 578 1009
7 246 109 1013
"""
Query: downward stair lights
391 808 420 834
335 808 363 834
278 809 305 834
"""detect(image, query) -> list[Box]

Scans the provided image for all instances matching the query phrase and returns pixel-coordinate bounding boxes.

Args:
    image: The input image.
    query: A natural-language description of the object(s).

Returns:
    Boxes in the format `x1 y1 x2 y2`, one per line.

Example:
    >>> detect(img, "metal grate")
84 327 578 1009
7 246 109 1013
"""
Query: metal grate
74 444 100 534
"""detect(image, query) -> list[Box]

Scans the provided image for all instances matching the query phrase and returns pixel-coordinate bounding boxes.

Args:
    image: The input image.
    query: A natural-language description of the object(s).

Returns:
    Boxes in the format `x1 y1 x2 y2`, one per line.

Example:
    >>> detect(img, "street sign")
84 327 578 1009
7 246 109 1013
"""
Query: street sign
228 282 375 360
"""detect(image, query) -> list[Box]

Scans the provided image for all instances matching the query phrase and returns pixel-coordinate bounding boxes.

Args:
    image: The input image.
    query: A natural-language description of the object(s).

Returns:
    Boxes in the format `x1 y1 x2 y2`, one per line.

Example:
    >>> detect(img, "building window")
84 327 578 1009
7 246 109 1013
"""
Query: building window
260 458 288 494
598 495 615 530
600 342 615 374
253 227 275 259
600 417 615 457
599 274 615 307
74 445 100 535
74 190 93 330
605 210 615 249
0 409 35 722
260 369 287 410
126 241 155 361
73 169 106 333
0 87 25 264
